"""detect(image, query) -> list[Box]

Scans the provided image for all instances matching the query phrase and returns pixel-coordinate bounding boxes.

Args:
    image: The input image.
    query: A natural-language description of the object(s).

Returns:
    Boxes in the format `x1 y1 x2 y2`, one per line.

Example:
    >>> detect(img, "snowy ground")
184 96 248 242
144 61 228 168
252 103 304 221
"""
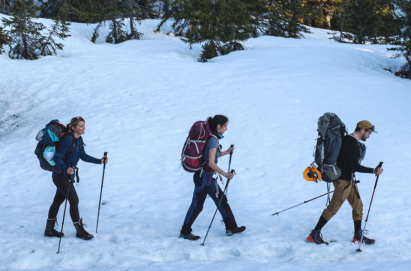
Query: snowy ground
1 15 411 270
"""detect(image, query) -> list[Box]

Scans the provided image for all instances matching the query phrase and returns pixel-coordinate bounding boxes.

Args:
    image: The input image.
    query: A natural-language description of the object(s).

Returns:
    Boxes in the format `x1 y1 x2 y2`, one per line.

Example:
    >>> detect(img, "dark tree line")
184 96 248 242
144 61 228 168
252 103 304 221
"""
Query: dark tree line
156 0 311 62
1 0 410 78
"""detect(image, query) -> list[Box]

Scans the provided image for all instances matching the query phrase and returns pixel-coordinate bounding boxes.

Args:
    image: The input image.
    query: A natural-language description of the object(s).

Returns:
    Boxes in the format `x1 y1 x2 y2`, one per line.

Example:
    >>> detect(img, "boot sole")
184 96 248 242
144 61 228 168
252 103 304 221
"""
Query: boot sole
352 238 375 245
76 236 94 240
307 235 328 245
179 236 200 241
44 232 64 238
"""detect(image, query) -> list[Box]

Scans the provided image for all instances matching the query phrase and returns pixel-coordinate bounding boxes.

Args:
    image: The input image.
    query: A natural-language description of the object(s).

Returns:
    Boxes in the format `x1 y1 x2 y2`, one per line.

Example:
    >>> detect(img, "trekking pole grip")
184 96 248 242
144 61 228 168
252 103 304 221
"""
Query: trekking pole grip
375 162 383 176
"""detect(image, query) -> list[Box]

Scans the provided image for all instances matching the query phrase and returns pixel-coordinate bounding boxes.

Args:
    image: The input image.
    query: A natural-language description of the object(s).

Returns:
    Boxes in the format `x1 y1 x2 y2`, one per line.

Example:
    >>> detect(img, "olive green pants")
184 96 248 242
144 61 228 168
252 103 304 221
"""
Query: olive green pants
322 179 363 221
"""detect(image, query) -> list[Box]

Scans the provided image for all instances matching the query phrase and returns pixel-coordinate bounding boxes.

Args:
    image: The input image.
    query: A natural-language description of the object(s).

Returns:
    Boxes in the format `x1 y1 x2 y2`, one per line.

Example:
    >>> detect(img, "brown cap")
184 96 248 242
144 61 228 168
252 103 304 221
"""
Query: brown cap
357 120 377 133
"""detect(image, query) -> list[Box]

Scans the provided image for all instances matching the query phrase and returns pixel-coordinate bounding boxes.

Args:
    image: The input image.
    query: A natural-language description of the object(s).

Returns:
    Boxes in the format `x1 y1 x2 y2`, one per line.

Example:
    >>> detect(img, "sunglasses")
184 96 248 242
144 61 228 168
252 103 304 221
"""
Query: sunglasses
366 125 375 133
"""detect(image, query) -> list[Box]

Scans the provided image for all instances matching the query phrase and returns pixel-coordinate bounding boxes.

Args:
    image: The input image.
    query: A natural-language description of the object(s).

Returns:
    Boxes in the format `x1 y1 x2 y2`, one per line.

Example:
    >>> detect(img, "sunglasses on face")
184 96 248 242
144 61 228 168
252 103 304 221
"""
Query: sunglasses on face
366 125 375 133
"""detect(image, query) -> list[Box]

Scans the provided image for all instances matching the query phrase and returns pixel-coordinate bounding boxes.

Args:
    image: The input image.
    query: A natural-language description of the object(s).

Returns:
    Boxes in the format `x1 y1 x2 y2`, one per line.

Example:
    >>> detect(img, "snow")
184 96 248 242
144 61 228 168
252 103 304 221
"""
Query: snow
1 15 411 270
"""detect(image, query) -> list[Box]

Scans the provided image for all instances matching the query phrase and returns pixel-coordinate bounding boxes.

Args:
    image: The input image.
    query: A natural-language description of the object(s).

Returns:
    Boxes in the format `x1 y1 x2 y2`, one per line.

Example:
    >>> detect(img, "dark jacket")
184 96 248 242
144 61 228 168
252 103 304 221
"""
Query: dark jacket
338 135 374 181
52 133 101 179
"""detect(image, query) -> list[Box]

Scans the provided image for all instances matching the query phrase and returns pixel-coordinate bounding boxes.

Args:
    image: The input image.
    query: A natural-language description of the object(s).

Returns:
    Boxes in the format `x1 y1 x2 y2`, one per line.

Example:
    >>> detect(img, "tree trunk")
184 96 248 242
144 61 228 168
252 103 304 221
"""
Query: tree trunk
112 18 117 43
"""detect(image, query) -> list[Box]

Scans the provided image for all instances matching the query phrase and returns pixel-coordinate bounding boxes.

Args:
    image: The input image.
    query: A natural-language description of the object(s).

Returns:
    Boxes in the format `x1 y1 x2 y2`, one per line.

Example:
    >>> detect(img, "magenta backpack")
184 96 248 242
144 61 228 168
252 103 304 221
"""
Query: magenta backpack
181 121 215 172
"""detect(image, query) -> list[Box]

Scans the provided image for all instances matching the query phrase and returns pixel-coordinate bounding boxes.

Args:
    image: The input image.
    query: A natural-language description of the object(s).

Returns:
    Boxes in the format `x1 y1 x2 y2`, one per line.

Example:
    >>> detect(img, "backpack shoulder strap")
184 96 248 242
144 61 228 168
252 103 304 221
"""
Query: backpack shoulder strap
201 134 220 167
62 134 80 159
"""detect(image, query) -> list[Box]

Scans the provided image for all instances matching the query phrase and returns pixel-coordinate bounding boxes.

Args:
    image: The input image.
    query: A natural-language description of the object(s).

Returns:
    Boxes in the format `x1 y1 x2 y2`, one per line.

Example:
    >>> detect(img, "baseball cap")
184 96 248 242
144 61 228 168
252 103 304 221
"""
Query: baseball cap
357 120 377 133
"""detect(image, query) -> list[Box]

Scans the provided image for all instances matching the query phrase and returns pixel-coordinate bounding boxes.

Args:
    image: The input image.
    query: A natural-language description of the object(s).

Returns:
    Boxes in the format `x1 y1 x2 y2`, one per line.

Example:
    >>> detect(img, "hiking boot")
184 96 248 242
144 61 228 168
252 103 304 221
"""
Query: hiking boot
179 233 200 241
44 217 64 238
307 229 328 245
226 226 246 236
73 218 94 240
353 229 375 245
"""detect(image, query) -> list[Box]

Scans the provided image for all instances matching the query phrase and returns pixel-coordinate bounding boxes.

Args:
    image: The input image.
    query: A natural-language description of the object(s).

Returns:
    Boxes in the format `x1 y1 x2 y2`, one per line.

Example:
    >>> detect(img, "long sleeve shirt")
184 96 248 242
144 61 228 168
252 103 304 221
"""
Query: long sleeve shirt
52 134 101 179
338 135 374 181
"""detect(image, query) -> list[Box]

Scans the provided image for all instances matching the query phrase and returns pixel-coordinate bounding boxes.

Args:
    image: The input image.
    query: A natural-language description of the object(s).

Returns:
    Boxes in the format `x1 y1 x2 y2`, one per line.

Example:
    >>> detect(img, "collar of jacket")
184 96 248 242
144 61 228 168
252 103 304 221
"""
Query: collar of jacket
212 130 224 139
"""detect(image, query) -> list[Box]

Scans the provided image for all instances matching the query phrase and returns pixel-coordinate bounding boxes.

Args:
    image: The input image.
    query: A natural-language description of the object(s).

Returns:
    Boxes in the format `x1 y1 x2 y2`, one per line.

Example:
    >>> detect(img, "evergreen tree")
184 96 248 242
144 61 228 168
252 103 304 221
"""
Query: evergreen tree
303 0 342 29
40 3 71 56
41 0 100 23
388 0 411 79
1 0 46 60
158 0 266 62
1 0 14 14
332 0 399 44
91 0 156 44
264 0 310 38
0 25 12 54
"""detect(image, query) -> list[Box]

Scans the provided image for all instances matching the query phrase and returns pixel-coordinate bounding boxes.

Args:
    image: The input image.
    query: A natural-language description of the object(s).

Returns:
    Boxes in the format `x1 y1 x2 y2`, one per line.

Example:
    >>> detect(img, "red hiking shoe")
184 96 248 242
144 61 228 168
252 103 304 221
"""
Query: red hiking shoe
307 229 328 245
353 229 375 245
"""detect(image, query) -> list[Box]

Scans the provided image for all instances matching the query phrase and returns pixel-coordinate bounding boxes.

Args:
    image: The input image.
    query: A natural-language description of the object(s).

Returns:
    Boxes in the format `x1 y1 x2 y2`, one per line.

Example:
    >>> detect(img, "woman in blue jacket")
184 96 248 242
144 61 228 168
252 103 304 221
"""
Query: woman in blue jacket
45 117 107 240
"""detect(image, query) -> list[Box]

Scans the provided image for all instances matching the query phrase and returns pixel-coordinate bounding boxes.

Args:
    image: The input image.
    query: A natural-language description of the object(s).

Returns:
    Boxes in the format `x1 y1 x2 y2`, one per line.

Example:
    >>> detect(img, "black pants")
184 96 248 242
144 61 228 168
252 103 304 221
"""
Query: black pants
48 178 80 223
181 171 238 235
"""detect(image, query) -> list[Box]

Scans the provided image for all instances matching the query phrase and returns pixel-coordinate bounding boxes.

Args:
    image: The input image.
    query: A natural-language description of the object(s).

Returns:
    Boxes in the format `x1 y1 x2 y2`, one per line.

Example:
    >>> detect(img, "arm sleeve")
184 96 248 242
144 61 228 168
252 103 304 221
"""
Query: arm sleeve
53 137 71 173
209 138 219 151
346 139 374 174
80 147 102 164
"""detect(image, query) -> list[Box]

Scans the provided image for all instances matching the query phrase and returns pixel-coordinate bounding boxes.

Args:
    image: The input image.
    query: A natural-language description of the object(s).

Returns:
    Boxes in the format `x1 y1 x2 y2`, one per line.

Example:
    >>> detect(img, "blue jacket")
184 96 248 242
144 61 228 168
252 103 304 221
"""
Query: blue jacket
52 133 101 179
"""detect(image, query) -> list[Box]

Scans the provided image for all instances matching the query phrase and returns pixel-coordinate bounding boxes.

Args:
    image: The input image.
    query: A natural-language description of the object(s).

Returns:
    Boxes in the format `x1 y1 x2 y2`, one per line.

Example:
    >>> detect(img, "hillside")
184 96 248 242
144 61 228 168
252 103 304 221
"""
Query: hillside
1 16 411 270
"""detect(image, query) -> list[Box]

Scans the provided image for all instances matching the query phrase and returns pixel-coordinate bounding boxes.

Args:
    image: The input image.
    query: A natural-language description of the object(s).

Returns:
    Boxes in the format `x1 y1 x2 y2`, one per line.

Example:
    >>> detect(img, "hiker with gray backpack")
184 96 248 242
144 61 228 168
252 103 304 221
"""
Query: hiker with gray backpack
36 117 108 241
179 115 246 241
306 113 384 245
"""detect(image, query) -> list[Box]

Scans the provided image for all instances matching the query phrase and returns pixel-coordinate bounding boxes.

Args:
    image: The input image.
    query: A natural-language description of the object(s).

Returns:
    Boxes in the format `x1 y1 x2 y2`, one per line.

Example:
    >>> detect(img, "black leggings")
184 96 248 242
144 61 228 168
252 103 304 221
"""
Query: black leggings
48 178 80 223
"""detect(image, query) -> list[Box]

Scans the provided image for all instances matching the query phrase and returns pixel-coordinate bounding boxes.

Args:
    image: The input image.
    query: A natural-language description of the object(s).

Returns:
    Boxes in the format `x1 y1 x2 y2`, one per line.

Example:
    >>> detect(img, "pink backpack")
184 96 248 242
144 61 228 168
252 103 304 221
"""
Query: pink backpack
181 121 216 172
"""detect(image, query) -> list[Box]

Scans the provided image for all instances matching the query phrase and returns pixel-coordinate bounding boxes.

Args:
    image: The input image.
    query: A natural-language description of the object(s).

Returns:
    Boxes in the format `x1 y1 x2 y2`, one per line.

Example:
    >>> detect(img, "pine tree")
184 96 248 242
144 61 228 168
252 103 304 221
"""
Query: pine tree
1 25 12 54
303 0 342 29
91 0 156 44
158 0 266 62
40 3 71 56
264 0 310 38
1 0 46 60
332 0 398 44
1 0 14 14
388 0 411 79
41 0 100 23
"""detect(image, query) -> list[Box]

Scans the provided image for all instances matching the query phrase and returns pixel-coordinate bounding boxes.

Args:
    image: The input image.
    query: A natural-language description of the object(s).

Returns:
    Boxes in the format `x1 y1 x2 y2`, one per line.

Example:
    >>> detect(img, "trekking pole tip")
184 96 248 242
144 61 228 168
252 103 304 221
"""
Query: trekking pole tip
356 248 362 252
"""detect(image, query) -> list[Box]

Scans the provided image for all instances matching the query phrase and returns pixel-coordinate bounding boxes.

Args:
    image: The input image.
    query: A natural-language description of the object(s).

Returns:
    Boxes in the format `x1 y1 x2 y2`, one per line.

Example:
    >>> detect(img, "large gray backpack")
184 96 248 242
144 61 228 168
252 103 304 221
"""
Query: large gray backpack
314 113 347 182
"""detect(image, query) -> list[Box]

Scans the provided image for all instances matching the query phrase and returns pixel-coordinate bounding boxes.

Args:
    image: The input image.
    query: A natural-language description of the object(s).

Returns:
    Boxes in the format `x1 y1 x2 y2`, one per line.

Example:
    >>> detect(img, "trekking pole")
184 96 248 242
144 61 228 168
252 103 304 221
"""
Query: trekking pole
57 162 74 254
224 145 234 197
356 161 383 252
201 145 234 246
271 190 335 216
96 152 108 233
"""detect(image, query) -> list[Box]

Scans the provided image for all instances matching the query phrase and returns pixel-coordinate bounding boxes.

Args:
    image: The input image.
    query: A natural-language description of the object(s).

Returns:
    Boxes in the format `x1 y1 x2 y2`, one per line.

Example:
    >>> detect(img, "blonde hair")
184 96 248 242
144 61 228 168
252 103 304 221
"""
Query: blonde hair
67 116 85 133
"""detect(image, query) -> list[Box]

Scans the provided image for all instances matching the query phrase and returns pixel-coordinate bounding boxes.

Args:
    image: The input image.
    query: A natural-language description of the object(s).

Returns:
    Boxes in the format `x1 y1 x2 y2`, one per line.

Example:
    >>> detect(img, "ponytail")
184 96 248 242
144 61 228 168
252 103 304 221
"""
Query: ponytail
207 115 228 131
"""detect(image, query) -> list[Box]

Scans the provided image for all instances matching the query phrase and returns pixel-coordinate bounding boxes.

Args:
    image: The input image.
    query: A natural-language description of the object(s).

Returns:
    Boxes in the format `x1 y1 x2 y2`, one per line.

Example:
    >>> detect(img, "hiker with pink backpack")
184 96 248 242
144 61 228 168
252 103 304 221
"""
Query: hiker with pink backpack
180 115 246 241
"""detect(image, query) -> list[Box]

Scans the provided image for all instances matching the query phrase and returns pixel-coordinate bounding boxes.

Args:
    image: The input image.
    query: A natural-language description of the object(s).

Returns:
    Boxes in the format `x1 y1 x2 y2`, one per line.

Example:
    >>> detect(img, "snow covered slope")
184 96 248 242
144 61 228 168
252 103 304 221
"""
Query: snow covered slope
1 16 411 270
